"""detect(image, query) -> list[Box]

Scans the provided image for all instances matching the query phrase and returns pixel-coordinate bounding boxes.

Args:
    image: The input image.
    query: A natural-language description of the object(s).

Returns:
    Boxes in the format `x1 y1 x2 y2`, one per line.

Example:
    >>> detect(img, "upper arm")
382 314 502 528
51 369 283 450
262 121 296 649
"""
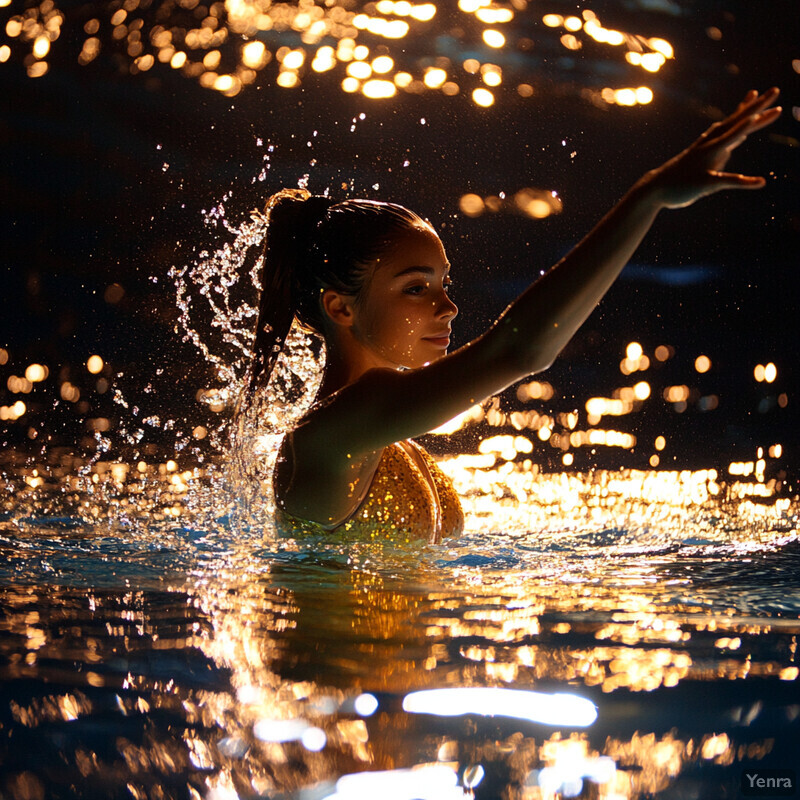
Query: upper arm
295 324 533 465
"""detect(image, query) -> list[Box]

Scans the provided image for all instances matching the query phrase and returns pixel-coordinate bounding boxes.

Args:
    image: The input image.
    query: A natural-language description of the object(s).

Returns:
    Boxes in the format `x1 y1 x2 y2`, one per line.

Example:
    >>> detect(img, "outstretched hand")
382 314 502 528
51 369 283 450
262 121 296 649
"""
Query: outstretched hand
643 88 781 209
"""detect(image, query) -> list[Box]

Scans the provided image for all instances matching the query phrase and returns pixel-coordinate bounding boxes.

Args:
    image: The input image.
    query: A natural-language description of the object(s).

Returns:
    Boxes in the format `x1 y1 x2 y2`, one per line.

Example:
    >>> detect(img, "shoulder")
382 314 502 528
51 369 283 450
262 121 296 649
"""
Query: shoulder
292 367 409 461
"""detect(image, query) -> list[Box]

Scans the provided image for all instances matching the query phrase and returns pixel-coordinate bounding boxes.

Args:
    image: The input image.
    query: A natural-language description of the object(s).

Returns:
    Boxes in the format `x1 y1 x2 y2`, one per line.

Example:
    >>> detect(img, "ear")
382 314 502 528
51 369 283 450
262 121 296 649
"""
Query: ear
321 289 356 328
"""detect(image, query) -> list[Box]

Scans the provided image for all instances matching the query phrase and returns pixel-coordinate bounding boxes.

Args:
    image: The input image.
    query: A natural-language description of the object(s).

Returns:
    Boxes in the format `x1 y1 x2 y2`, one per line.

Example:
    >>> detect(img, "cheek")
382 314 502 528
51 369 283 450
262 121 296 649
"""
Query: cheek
384 303 420 331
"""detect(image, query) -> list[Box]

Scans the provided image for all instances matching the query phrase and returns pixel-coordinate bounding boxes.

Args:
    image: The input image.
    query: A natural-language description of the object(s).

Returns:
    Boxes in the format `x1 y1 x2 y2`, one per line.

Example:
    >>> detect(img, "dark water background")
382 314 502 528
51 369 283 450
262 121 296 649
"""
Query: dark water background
1 0 798 475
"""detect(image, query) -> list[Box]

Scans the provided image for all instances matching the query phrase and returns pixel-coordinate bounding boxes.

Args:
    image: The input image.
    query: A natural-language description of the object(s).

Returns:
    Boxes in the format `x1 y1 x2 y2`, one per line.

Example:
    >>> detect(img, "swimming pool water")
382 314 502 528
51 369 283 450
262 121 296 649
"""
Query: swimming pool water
1 462 798 799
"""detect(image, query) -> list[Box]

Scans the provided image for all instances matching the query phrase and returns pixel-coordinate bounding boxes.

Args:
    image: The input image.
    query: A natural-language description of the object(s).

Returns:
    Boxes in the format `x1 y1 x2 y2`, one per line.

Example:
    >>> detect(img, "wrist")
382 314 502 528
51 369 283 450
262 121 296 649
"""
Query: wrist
629 170 669 213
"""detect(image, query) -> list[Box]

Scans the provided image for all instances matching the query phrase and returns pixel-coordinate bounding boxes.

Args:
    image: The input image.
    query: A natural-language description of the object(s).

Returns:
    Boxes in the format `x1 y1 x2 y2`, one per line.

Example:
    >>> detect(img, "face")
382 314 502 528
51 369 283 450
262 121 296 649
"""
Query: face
349 226 458 370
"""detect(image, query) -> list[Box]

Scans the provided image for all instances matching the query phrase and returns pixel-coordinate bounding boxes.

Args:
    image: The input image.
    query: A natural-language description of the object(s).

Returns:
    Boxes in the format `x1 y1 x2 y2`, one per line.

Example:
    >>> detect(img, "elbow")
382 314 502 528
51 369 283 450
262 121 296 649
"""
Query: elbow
529 354 556 375
521 341 561 376
502 345 556 380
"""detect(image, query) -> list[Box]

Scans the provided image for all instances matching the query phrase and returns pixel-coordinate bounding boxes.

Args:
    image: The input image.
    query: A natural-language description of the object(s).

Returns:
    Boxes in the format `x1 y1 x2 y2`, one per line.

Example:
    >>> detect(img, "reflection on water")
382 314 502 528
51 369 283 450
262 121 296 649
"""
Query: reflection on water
2 0 674 106
1 459 798 798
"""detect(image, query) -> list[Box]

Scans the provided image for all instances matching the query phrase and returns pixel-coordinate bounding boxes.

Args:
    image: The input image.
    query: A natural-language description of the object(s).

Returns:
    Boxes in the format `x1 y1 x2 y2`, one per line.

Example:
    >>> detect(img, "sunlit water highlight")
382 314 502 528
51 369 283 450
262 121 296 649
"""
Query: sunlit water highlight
2 0 674 108
2 449 798 798
2 194 799 799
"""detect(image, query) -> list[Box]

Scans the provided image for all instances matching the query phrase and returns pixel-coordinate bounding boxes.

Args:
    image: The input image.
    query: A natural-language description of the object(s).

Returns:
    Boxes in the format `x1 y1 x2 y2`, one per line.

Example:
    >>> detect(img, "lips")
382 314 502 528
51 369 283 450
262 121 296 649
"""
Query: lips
422 331 451 347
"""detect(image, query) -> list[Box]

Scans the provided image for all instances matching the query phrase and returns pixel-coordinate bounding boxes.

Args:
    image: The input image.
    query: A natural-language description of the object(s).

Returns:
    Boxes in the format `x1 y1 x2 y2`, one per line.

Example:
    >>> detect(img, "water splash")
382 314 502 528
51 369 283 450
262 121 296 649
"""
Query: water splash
168 190 326 530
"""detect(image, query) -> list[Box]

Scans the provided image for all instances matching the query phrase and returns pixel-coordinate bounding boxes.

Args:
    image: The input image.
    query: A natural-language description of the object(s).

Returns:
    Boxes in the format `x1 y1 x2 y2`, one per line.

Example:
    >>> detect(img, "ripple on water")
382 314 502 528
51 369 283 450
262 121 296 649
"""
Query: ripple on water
1 461 798 799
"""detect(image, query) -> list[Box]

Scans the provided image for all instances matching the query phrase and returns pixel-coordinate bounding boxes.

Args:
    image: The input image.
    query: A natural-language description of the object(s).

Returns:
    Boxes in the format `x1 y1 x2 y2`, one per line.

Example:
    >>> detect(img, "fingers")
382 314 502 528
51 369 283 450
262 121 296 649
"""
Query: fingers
733 87 780 120
711 87 780 139
723 106 782 146
705 101 781 153
711 171 767 190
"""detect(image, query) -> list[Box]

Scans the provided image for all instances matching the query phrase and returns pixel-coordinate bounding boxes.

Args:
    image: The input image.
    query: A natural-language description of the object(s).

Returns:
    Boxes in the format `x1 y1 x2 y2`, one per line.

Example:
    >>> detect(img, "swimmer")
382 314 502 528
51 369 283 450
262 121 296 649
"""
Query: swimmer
251 88 780 543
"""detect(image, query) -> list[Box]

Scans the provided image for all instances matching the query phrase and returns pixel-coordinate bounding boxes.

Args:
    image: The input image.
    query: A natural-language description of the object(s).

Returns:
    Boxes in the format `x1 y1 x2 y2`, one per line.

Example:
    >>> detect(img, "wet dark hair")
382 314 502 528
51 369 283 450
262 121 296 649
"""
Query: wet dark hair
251 188 431 386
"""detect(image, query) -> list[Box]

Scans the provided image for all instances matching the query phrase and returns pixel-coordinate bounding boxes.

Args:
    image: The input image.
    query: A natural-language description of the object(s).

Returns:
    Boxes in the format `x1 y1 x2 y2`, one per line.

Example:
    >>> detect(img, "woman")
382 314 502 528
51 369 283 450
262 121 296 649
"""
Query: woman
252 89 780 544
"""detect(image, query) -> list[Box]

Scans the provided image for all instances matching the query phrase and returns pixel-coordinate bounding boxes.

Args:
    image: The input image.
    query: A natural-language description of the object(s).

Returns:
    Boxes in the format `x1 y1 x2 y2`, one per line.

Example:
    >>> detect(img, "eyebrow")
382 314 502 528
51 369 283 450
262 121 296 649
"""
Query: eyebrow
392 265 451 278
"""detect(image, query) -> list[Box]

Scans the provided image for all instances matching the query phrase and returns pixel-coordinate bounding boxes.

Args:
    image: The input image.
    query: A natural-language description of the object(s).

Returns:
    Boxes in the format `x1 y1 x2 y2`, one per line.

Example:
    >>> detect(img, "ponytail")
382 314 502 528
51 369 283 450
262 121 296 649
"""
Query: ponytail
251 189 334 387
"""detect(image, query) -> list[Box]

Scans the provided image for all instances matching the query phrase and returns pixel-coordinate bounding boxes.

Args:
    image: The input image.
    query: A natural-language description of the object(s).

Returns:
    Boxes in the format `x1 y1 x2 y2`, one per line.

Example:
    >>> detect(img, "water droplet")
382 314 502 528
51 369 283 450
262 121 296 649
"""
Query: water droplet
464 764 485 788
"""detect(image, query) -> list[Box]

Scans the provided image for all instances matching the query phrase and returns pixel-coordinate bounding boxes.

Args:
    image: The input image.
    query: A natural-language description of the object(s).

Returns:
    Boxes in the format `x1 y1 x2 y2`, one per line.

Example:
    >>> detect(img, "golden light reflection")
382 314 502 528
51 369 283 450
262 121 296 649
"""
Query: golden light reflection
403 687 597 726
7 375 33 393
654 345 672 361
433 453 796 544
0 1 674 102
694 354 711 373
458 188 562 220
0 400 26 420
754 362 777 383
481 64 501 86
59 381 80 402
601 86 654 106
423 66 446 88
362 78 396 98
86 354 104 374
342 76 360 93
476 7 513 24
241 39 266 68
371 54 393 73
0 453 793 800
472 87 494 107
663 384 689 403
1 443 795 800
482 29 505 48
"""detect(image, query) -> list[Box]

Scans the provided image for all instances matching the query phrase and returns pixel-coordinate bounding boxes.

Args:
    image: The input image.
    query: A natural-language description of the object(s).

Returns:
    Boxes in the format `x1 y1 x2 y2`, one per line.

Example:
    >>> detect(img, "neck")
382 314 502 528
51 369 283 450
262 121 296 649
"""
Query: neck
317 335 397 401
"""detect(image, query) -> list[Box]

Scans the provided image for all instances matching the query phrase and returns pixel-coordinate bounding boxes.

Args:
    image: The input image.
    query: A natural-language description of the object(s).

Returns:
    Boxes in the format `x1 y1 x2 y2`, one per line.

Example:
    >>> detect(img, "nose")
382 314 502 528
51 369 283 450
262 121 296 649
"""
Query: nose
436 291 458 321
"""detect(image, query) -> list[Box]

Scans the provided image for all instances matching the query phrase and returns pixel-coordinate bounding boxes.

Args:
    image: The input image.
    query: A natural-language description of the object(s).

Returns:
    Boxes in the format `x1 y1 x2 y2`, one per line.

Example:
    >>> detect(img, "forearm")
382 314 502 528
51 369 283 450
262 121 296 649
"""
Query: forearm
488 177 663 374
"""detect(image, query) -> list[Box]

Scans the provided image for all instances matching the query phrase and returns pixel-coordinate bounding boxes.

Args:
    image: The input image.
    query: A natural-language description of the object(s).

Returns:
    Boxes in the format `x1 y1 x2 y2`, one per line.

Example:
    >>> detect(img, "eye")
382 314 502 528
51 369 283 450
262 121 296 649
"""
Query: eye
443 278 454 293
403 283 427 296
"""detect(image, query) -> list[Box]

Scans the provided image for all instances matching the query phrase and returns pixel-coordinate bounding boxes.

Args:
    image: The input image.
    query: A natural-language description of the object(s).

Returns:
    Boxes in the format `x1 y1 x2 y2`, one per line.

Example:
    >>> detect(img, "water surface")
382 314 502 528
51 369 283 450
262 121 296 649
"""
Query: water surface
2 462 797 799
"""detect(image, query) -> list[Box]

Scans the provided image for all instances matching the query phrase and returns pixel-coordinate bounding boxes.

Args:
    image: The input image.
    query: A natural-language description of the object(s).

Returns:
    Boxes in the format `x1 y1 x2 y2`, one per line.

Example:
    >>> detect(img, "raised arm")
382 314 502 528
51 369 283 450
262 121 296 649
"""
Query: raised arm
489 88 781 376
303 89 781 453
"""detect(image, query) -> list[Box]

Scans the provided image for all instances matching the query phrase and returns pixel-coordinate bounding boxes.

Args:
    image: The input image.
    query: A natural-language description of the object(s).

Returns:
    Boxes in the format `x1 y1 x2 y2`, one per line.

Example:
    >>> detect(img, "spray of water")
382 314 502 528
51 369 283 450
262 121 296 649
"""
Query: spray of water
168 187 326 531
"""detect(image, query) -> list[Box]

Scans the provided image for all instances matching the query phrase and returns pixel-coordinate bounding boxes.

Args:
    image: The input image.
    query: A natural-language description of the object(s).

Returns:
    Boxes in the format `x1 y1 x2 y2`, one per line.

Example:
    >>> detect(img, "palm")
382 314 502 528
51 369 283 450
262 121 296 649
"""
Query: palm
651 88 781 209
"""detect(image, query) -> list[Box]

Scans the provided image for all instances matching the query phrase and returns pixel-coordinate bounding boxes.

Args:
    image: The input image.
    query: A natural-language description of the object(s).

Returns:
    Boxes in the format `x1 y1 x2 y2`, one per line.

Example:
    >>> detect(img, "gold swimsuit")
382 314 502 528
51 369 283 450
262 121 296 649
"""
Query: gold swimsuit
275 440 464 543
